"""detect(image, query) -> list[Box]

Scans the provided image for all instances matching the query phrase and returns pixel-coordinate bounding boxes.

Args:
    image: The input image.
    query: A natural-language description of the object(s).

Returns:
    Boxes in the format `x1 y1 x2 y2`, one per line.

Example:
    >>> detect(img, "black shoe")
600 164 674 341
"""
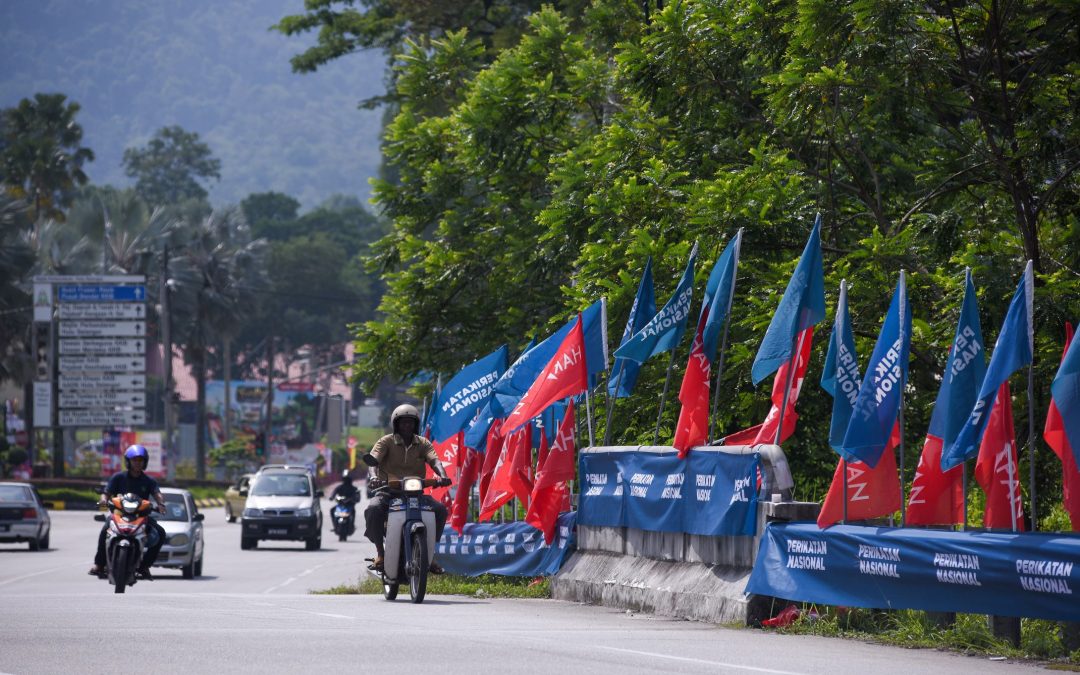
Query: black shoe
89 566 107 578
136 566 154 580
429 561 444 575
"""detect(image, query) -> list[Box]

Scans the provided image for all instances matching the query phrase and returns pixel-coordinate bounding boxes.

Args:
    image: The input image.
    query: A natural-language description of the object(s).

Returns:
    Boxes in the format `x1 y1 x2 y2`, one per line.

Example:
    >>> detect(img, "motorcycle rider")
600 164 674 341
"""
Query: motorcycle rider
363 404 451 573
329 469 360 532
88 445 167 579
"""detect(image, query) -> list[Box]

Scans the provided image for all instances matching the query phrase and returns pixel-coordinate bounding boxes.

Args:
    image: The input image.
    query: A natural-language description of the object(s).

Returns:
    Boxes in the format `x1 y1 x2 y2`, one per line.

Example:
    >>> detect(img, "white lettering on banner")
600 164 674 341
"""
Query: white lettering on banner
660 486 681 499
504 545 515 555
665 473 684 486
787 539 827 555
934 552 982 586
697 489 711 502
847 464 869 502
488 544 497 554
586 473 608 485
858 545 901 561
835 342 861 406
441 370 500 417
636 287 693 340
630 486 648 498
787 555 827 570
1015 559 1074 577
585 486 603 496
1019 577 1073 595
950 327 983 379
696 475 715 487
729 476 751 505
859 560 901 578
504 533 516 543
630 473 654 485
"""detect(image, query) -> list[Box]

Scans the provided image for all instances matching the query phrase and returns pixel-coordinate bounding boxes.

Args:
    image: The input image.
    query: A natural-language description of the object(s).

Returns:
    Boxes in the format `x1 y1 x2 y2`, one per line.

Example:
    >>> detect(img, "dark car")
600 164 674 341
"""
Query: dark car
240 466 323 550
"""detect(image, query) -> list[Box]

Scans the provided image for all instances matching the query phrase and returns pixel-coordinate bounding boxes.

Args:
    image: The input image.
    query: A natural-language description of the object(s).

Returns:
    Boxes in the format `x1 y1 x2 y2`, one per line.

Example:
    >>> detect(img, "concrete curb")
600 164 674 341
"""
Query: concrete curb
195 498 225 508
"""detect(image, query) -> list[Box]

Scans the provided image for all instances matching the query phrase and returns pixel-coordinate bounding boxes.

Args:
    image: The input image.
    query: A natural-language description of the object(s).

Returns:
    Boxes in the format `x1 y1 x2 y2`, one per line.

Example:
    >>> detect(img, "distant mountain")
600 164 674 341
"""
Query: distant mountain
0 0 387 210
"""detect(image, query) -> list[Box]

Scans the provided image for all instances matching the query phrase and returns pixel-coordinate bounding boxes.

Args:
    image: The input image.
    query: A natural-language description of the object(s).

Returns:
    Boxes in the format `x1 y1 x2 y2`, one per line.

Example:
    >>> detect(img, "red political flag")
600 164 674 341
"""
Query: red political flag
1045 324 1080 531
427 432 462 507
975 381 1025 530
536 426 550 474
818 424 901 528
509 425 534 507
526 401 577 543
449 448 481 535
479 424 530 521
722 328 814 446
477 420 505 508
674 313 711 457
905 433 964 526
503 314 587 433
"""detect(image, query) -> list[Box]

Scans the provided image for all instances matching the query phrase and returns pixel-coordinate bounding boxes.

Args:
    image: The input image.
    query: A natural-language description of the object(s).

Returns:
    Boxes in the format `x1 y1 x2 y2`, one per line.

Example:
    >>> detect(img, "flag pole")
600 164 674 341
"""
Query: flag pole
708 229 743 443
1008 435 1019 532
654 350 678 446
1027 361 1037 530
773 330 803 446
961 461 968 531
603 361 626 446
898 269 907 527
584 386 595 448
842 458 848 524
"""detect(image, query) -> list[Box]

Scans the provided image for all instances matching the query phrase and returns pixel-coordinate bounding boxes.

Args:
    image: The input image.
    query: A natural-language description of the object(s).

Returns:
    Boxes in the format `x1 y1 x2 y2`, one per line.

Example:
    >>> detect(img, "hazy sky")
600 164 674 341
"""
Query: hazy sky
0 0 388 211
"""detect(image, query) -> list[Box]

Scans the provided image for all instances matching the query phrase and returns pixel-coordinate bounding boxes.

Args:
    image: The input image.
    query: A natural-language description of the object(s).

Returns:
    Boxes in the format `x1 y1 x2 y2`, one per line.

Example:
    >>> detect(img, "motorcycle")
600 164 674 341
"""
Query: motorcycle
331 494 357 541
370 476 441 603
93 493 160 594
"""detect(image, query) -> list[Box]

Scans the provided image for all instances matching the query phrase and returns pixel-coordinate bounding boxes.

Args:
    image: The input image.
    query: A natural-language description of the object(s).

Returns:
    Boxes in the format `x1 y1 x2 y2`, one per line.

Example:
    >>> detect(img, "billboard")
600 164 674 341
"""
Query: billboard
204 380 320 452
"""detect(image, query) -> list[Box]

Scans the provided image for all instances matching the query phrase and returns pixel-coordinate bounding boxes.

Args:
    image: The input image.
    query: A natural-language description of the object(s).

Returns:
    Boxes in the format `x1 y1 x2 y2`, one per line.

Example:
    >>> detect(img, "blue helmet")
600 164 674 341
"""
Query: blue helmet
124 444 149 469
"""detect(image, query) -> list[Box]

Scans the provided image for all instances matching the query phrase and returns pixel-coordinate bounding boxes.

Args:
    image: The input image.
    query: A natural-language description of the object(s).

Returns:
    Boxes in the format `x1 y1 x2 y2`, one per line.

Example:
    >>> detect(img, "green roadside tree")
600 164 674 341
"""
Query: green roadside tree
122 125 222 209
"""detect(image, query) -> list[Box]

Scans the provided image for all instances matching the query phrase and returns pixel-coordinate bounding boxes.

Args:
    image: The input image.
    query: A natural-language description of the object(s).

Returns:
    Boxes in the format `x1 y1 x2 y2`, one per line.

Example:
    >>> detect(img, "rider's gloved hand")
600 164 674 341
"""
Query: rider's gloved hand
437 477 452 488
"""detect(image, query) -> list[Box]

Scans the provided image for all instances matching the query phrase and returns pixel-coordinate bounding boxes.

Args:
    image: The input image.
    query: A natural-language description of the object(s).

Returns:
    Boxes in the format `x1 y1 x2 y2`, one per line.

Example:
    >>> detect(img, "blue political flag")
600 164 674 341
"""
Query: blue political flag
1051 327 1080 465
613 243 698 364
751 216 826 385
701 229 742 361
609 258 656 399
840 272 912 468
943 262 1034 470
820 281 862 457
489 299 606 418
932 271 987 448
429 344 508 442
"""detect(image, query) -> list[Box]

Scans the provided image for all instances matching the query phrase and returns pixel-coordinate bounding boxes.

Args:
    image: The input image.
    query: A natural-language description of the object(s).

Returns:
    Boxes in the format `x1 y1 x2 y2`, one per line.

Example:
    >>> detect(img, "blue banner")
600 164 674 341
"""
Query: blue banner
578 449 760 536
436 512 576 577
746 523 1080 622
430 345 508 442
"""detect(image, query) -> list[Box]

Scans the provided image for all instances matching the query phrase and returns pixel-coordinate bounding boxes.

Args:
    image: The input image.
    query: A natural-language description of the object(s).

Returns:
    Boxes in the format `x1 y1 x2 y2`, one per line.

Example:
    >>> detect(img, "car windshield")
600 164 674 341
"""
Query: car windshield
157 493 190 522
0 485 33 502
251 474 310 497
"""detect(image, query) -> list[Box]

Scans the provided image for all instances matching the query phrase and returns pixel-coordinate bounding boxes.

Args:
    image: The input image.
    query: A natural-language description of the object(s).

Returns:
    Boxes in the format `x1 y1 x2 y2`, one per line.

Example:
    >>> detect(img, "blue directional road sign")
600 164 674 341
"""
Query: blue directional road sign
58 285 146 302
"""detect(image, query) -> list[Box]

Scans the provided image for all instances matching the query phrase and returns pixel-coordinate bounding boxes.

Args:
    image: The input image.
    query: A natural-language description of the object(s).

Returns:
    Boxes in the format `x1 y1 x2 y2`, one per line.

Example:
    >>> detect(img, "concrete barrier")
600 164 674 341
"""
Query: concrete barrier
551 444 820 625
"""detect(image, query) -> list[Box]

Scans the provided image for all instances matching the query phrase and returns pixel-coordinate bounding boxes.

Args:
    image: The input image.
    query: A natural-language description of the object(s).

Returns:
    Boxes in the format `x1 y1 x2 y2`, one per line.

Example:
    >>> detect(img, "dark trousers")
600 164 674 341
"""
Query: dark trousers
95 520 165 569
364 493 447 548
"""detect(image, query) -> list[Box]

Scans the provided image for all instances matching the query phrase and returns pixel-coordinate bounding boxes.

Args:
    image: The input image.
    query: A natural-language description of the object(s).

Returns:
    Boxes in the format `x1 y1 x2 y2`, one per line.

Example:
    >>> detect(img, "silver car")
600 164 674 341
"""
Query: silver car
0 482 50 551
154 488 205 578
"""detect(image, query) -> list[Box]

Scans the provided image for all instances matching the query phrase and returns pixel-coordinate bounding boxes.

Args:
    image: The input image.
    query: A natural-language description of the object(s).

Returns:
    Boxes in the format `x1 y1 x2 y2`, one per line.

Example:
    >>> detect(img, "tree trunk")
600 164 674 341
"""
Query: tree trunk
195 346 206 480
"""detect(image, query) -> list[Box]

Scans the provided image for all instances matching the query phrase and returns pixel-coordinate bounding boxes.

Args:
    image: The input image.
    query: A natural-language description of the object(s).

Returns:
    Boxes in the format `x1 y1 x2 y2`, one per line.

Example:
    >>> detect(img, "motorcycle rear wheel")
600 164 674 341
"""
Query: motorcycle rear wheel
409 530 428 604
113 547 131 594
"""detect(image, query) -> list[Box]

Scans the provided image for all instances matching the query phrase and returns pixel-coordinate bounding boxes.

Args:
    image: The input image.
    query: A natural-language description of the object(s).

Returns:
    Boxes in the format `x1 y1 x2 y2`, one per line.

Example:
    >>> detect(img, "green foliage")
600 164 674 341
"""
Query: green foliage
208 436 254 480
0 93 94 222
122 125 221 208
316 573 551 598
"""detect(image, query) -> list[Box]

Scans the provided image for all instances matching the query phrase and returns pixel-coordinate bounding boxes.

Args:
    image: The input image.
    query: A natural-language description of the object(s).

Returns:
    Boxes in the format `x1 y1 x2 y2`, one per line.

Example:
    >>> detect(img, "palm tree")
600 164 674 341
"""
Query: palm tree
0 195 34 386
167 208 267 478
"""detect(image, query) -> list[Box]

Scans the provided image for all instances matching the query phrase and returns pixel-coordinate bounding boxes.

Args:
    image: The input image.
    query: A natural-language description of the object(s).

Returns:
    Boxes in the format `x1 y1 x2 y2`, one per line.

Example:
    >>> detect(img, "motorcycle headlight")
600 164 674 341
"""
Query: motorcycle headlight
403 477 423 492
121 498 141 513
169 534 190 546
243 508 262 518
296 508 312 517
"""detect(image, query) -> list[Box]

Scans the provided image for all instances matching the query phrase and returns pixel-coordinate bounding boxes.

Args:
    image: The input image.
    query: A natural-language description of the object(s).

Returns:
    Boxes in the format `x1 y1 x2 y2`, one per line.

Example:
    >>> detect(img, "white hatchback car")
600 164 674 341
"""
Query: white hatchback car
154 487 205 578
0 482 51 551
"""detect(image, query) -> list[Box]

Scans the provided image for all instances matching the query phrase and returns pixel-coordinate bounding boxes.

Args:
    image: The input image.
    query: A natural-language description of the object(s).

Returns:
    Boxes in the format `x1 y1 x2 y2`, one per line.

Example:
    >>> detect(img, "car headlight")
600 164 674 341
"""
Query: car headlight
403 477 423 492
296 508 312 517
169 534 190 546
243 508 262 518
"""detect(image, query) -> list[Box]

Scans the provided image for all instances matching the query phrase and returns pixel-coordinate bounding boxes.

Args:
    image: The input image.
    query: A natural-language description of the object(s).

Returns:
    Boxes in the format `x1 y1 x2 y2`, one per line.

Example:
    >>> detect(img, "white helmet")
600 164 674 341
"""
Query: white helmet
391 404 421 433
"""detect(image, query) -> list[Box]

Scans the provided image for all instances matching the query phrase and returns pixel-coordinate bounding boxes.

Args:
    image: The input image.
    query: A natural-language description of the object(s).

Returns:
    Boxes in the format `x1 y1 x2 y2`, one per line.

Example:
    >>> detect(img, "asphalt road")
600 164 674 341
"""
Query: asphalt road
0 507 1038 674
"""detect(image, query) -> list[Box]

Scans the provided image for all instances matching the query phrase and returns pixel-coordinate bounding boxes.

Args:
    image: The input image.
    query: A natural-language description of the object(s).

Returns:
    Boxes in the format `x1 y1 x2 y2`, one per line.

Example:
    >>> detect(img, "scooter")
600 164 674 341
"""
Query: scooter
331 494 356 542
371 476 441 603
93 493 160 594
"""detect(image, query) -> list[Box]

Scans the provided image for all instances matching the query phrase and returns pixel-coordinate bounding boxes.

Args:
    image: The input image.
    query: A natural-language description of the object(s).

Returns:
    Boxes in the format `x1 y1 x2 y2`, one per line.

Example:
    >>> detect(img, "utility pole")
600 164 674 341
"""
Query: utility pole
161 246 174 479
263 335 274 461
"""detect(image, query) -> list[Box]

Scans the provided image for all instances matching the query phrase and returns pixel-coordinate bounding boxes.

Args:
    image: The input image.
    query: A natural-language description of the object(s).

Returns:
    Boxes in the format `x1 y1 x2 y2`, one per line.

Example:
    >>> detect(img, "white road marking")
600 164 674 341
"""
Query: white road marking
0 563 84 587
596 645 807 675
262 563 324 593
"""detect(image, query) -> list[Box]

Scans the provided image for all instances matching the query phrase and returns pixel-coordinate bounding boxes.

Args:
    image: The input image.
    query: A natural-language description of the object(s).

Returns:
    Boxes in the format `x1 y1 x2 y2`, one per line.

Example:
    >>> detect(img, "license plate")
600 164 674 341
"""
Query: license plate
268 528 288 535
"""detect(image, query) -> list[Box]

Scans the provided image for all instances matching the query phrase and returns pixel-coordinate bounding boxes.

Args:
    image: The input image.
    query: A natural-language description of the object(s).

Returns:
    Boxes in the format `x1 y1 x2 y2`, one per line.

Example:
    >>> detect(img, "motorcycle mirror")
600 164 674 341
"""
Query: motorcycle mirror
361 453 378 467
93 513 106 522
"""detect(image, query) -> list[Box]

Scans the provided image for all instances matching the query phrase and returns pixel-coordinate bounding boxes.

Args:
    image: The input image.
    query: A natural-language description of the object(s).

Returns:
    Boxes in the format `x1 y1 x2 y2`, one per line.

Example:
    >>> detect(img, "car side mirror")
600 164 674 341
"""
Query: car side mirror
193 513 205 522
239 489 248 497
315 490 324 498
93 513 106 522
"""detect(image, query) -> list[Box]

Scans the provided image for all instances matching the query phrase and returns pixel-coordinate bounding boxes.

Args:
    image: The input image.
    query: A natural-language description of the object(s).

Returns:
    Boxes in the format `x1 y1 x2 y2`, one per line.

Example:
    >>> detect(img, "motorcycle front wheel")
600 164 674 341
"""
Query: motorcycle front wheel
112 547 131 594
409 530 428 604
383 580 399 600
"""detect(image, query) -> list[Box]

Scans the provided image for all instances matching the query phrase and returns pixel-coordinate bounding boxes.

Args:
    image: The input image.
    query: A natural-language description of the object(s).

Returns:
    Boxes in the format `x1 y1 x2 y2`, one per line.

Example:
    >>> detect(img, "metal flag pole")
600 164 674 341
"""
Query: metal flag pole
898 269 907 527
842 458 849 524
1027 361 1037 531
654 350 678 445
1008 437 1019 532
773 330 805 446
602 361 626 446
708 229 743 443
961 462 968 530
584 386 595 448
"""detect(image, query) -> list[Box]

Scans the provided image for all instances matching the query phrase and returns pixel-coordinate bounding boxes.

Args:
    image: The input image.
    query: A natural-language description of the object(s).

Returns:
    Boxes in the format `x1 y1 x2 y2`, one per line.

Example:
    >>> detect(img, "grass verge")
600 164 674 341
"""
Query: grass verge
763 605 1080 665
314 573 551 598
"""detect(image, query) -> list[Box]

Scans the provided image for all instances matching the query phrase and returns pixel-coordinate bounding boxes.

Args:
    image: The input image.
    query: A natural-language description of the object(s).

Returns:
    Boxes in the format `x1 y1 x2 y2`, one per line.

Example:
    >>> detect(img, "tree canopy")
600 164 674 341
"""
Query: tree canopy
122 125 222 208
